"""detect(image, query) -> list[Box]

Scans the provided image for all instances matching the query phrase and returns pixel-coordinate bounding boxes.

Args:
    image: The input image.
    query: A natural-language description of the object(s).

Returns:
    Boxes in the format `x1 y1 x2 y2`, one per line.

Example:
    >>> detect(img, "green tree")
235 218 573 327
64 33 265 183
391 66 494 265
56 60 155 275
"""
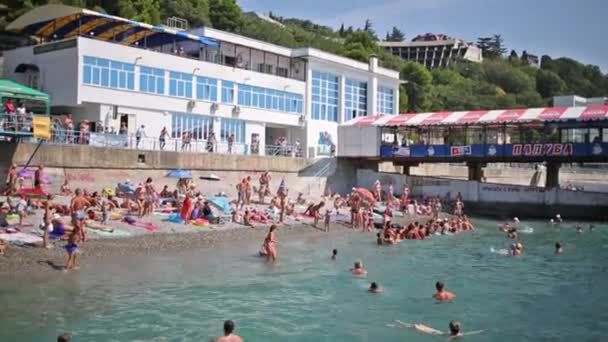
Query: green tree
118 0 161 25
338 23 345 37
386 26 405 42
536 69 567 98
239 16 296 47
208 0 241 31
362 19 376 39
344 31 378 53
160 0 211 27
476 37 493 57
400 61 433 112
398 85 409 113
482 60 535 93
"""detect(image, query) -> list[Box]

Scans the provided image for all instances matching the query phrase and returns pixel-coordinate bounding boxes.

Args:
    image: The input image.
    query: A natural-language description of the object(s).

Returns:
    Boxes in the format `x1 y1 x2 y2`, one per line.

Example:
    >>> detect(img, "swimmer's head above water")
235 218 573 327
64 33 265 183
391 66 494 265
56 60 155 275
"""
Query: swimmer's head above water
436 281 444 292
354 261 362 269
449 320 461 336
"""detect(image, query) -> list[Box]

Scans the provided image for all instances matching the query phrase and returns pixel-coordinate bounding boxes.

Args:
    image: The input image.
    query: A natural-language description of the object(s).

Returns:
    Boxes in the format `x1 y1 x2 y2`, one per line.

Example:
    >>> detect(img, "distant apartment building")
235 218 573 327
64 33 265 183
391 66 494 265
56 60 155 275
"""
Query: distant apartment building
554 95 608 107
379 33 483 69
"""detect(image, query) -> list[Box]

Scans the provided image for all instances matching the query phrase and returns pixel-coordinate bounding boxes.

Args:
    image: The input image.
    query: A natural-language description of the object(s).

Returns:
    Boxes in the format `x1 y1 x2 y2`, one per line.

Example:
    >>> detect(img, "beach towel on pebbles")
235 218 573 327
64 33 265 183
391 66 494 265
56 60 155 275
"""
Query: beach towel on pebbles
0 232 42 246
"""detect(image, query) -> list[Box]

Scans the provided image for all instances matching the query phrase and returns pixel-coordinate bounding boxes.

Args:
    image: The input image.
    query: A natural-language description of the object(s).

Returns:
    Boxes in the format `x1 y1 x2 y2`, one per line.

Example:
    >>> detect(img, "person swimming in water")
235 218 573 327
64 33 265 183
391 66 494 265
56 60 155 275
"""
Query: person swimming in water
433 281 455 301
509 243 523 256
589 224 595 231
391 320 483 338
556 214 563 223
576 225 583 234
351 261 367 276
331 248 337 260
555 242 563 254
369 282 384 293
212 320 243 342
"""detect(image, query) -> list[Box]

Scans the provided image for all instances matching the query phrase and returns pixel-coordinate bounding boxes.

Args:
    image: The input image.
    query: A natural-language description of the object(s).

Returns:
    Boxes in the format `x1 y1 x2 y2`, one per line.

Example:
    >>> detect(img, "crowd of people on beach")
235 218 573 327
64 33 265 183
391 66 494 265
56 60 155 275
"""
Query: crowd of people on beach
2 164 591 340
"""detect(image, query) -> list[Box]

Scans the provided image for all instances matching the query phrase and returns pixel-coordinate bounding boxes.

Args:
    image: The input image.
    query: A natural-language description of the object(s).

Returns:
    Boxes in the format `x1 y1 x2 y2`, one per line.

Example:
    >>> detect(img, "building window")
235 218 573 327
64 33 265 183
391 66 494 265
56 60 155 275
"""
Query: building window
220 118 245 143
196 76 218 101
311 70 338 122
344 79 367 120
237 84 302 114
139 66 165 95
377 86 395 115
83 56 134 90
171 113 213 140
169 71 193 98
221 81 234 104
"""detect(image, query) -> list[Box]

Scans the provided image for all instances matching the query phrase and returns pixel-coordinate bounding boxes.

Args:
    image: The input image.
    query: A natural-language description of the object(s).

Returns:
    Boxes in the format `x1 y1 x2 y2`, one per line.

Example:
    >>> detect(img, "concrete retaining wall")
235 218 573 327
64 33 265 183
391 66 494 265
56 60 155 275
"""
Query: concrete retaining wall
9 143 312 172
356 169 608 220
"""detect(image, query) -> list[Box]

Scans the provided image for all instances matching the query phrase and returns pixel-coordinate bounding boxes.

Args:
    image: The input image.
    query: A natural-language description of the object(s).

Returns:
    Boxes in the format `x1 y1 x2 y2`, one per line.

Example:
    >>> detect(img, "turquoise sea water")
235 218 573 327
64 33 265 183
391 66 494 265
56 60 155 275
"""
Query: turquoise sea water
1 218 608 341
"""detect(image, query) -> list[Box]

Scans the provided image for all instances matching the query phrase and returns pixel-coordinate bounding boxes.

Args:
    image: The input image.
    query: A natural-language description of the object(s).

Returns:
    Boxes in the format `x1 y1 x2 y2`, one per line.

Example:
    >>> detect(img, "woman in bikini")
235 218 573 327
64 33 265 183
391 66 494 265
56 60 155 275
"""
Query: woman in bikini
263 225 278 262
135 183 145 218
144 178 156 216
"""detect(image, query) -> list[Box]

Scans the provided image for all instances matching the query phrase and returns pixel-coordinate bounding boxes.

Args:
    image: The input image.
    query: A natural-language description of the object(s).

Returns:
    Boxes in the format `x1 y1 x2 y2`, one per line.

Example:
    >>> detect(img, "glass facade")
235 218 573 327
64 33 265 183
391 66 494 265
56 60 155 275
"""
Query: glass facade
196 76 218 101
377 86 395 115
83 56 135 90
220 118 245 143
169 71 193 98
311 71 339 122
171 113 213 140
221 81 235 104
139 66 165 95
237 84 303 114
344 78 367 120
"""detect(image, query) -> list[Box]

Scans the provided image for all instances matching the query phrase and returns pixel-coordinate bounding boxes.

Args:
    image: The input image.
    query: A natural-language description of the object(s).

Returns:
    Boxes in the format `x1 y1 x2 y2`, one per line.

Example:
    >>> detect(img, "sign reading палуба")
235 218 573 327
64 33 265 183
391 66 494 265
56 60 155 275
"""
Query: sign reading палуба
511 143 573 156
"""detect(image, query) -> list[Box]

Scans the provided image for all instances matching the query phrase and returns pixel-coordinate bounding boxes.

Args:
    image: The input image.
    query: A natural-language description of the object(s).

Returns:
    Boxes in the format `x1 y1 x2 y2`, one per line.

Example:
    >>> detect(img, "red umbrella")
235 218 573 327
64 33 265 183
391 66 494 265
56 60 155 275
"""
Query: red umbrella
353 188 376 205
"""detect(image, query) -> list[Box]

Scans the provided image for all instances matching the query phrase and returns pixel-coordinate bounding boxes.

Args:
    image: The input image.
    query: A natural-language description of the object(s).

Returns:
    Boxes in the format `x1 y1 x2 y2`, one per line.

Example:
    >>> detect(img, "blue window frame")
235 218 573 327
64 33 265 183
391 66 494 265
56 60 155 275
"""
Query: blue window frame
377 86 395 115
196 76 218 101
311 70 339 122
221 81 235 104
169 71 193 98
83 56 134 90
171 113 214 140
344 79 367 120
236 84 302 114
139 66 165 95
220 118 245 143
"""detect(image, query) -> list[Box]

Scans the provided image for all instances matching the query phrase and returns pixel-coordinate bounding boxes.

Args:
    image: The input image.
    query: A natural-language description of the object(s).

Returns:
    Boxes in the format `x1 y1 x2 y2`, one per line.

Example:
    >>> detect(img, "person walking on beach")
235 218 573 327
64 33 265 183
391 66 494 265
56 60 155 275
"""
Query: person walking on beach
34 165 43 190
213 320 243 342
42 195 54 249
4 164 17 195
64 224 80 271
324 209 331 232
263 225 278 262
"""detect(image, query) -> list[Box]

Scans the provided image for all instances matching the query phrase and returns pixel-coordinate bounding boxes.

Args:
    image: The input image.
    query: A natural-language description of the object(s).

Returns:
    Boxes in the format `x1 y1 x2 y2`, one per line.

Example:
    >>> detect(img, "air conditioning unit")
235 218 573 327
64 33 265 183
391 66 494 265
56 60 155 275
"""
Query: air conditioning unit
210 102 219 112
187 100 196 110
232 105 241 116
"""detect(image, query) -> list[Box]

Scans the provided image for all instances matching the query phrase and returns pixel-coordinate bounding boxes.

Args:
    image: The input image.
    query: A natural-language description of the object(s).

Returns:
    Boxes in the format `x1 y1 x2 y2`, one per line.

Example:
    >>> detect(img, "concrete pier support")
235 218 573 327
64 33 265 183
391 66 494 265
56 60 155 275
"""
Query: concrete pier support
546 162 561 189
467 162 486 182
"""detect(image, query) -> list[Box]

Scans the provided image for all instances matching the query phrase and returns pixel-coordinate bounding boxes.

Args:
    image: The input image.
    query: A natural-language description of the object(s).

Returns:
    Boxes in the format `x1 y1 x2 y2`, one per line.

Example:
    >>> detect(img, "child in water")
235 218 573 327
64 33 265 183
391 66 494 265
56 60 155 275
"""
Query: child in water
369 282 384 293
64 225 80 271
324 209 331 232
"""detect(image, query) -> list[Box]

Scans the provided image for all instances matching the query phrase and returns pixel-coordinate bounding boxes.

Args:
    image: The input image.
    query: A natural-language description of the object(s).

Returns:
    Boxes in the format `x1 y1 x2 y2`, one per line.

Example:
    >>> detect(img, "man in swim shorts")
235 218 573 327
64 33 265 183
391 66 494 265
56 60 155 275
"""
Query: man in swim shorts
214 320 243 342
433 281 455 301
42 195 54 249
70 189 91 242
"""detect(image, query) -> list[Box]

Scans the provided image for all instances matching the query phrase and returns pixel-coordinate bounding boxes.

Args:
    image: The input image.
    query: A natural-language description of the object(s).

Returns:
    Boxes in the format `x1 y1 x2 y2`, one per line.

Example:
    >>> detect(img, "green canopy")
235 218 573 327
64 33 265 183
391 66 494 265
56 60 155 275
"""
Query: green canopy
0 79 49 103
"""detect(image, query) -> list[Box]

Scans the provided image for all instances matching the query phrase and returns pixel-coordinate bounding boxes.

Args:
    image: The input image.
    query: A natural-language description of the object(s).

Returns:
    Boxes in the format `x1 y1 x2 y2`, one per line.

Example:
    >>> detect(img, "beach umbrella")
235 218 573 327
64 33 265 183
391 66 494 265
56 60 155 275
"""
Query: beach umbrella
166 169 192 179
354 187 375 204
199 174 221 181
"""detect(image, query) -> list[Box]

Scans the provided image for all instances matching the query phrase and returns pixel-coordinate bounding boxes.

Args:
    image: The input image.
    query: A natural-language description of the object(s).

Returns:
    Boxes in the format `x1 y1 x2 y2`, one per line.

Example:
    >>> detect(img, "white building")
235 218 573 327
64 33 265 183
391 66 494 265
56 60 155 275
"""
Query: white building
379 33 482 69
553 95 608 107
3 5 400 157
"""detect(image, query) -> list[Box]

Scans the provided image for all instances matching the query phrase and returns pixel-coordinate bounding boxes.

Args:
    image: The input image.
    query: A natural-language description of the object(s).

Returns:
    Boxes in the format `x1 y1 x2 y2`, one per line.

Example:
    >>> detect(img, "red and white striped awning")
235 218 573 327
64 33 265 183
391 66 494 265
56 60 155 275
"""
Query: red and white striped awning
344 105 608 127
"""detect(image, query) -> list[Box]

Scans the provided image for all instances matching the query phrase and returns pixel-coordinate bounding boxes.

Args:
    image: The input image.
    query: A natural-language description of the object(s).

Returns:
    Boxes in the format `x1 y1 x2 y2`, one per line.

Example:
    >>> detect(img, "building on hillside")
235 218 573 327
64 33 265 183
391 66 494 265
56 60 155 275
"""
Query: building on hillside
243 11 285 28
521 51 541 68
3 4 400 158
554 95 608 107
379 33 482 69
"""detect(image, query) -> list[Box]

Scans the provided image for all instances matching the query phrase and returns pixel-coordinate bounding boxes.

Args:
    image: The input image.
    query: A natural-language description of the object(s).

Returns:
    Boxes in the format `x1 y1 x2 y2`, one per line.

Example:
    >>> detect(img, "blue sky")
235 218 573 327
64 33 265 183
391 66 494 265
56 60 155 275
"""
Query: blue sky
238 0 608 72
